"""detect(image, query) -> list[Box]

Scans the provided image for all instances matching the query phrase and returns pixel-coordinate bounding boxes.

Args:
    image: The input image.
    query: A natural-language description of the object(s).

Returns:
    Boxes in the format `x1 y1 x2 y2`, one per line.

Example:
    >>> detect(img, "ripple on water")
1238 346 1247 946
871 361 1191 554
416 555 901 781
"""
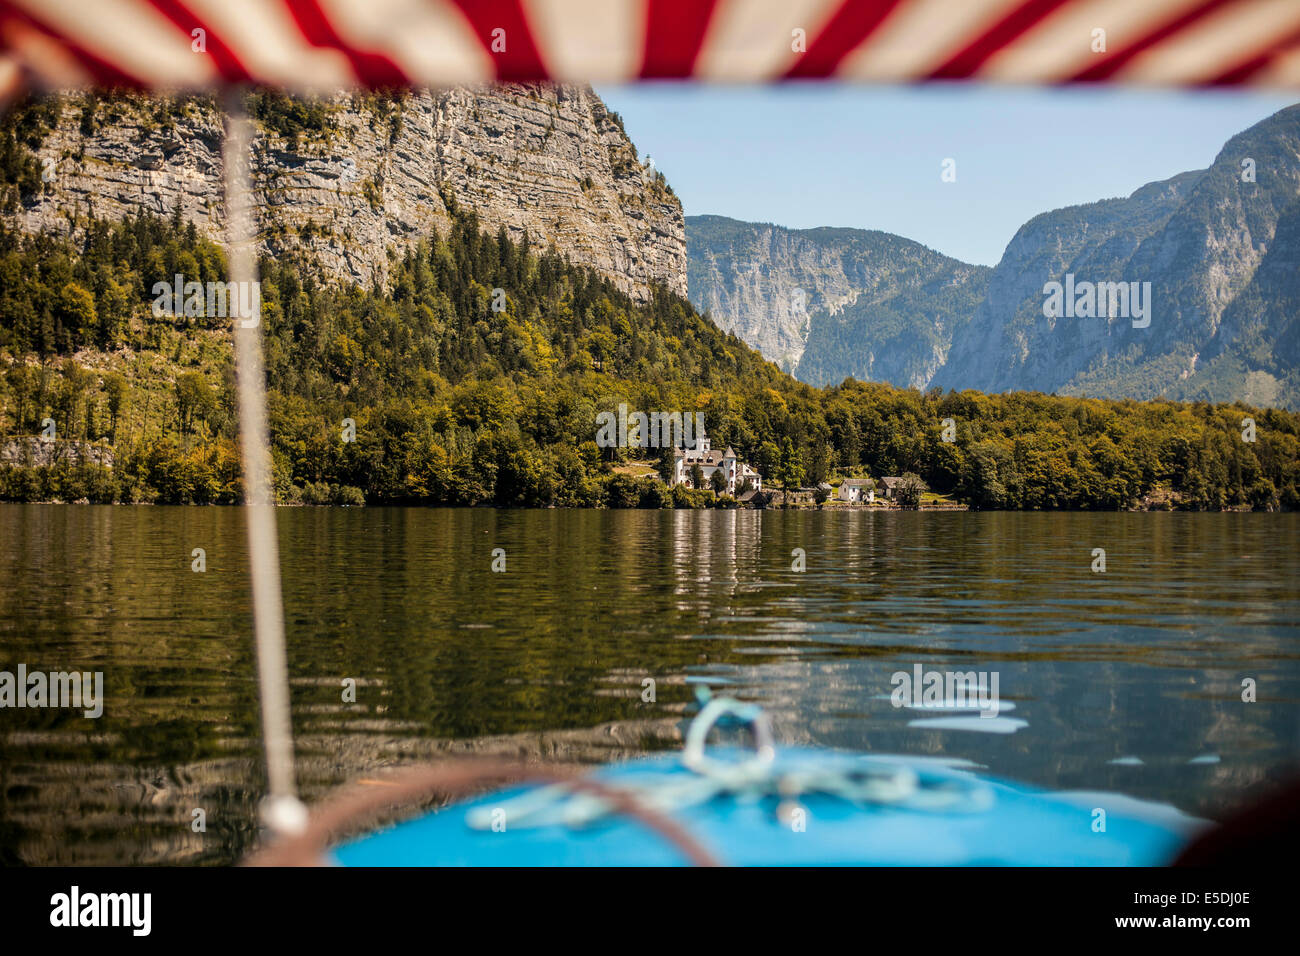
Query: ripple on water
0 506 1296 863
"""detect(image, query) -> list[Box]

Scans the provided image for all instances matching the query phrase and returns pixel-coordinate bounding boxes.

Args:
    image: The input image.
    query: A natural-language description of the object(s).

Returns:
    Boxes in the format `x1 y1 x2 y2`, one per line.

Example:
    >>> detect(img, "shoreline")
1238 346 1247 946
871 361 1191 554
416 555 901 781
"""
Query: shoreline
0 498 1281 513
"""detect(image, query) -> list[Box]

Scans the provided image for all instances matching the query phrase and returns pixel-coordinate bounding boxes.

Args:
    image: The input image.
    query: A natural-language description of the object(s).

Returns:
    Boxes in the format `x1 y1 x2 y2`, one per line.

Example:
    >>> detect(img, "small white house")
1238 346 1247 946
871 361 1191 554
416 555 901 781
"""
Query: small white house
838 478 876 503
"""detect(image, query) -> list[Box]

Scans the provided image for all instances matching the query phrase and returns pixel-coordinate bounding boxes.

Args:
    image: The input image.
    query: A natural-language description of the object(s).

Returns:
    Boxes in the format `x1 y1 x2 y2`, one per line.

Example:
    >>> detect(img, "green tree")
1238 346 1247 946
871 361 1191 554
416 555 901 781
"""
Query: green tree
174 372 214 438
103 371 128 441
5 365 35 431
896 472 926 510
775 437 804 504
55 282 97 346
55 360 92 439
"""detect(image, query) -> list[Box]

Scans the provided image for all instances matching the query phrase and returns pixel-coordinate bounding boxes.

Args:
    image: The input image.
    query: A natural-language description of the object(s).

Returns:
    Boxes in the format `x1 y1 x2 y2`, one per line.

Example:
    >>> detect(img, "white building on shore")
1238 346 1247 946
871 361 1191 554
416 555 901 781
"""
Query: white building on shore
838 478 876 503
672 426 762 495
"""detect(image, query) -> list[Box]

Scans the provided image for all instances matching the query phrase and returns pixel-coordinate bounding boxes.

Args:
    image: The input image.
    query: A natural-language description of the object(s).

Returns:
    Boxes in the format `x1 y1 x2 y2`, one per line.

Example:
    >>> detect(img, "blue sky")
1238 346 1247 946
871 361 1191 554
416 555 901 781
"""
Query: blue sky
596 84 1298 267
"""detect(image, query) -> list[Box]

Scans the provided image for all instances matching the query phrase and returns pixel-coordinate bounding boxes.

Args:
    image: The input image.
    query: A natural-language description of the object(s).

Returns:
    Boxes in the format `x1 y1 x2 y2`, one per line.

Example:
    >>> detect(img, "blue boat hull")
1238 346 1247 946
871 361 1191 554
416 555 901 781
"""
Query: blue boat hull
333 749 1205 866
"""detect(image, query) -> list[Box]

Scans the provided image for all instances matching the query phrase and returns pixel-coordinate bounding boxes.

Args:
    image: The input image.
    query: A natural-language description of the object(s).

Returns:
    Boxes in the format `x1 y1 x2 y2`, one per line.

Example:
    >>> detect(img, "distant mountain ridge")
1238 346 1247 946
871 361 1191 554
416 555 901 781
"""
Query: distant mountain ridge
688 104 1300 409
685 215 989 383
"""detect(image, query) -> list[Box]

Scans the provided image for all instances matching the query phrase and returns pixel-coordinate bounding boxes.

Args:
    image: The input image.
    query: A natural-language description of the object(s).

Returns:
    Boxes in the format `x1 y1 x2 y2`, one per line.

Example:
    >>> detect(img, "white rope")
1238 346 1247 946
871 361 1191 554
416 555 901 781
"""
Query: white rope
467 697 995 831
222 90 305 838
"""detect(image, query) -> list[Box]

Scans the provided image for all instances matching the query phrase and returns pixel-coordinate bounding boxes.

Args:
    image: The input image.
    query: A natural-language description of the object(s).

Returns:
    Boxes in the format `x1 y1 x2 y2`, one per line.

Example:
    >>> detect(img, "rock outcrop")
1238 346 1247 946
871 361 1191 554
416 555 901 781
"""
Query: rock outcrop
932 170 1205 396
15 85 685 300
686 215 988 383
0 437 114 469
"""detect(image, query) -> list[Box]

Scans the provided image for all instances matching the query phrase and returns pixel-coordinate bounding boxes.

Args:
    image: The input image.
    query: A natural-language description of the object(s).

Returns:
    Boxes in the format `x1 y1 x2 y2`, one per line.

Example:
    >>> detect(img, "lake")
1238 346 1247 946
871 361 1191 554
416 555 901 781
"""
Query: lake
1 504 1297 865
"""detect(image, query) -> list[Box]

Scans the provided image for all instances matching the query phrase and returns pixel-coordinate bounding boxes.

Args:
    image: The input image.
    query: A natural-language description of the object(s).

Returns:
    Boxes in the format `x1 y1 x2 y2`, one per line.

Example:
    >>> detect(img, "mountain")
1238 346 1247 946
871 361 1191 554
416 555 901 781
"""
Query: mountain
936 104 1300 408
1 93 1297 513
689 104 1300 408
932 170 1207 395
685 215 989 383
3 85 684 299
796 258 991 389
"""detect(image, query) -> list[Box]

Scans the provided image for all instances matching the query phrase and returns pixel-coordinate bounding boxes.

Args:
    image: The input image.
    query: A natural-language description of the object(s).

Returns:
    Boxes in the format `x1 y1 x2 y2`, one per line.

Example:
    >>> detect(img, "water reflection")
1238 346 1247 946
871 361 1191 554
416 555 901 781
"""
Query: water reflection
0 505 1297 864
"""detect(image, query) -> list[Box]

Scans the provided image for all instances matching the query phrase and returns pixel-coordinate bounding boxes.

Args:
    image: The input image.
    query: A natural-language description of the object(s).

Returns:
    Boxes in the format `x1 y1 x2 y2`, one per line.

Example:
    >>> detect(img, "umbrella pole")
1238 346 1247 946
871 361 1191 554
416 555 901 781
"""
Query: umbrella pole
222 89 305 838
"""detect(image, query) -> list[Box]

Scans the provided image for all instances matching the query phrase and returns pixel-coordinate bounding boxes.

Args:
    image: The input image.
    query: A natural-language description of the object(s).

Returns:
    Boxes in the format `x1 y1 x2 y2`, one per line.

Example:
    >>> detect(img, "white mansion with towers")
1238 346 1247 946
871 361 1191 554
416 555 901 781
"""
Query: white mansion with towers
672 425 763 496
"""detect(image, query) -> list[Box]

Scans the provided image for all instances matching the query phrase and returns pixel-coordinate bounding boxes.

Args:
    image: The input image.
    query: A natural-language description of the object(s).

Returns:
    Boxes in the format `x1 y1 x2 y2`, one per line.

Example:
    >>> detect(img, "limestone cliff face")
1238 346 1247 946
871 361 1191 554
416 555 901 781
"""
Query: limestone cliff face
0 437 113 469
15 85 685 300
932 172 1205 395
686 215 878 371
934 104 1300 408
686 215 988 382
689 105 1300 408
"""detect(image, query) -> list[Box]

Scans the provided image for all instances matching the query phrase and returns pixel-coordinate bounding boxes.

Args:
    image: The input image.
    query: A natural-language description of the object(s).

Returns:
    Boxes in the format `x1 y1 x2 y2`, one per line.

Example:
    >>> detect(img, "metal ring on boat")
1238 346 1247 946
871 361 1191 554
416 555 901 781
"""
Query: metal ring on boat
682 697 776 776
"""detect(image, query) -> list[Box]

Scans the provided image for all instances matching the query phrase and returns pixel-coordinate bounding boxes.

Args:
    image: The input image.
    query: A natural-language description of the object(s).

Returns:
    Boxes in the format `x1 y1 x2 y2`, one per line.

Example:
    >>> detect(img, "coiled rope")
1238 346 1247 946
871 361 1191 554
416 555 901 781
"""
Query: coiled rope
467 694 995 833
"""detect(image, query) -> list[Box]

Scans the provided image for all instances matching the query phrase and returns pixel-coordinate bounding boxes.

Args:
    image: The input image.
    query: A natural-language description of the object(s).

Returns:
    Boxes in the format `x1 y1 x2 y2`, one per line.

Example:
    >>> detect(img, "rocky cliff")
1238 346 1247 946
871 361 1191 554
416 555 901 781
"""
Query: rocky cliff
9 85 685 300
690 104 1300 408
686 215 989 383
932 170 1205 395
0 436 113 469
936 104 1300 407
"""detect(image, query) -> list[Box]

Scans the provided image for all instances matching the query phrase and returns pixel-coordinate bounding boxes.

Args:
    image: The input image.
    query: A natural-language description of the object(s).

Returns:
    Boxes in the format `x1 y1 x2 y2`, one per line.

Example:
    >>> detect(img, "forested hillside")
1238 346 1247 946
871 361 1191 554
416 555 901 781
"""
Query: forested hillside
1 200 1297 511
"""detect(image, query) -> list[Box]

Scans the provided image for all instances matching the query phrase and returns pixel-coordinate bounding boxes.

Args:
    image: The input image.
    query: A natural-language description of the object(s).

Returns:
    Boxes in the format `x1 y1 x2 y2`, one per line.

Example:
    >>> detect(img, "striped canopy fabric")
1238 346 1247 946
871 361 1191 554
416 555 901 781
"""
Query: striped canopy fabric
0 0 1298 92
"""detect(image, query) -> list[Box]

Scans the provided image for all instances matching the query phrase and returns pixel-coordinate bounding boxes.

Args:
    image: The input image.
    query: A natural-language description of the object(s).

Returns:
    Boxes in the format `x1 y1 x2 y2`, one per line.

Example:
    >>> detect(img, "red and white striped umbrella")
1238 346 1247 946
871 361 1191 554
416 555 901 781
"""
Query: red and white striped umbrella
1 0 1298 92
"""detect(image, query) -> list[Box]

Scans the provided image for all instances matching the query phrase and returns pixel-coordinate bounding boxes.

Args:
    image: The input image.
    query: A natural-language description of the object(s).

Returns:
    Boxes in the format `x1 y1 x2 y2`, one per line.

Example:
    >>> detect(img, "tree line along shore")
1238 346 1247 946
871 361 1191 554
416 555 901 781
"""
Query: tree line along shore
0 204 1296 512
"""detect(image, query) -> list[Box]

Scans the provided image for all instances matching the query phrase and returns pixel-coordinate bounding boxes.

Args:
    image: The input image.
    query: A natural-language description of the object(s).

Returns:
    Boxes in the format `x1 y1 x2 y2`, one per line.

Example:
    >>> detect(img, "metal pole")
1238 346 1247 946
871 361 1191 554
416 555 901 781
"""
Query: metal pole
222 88 305 837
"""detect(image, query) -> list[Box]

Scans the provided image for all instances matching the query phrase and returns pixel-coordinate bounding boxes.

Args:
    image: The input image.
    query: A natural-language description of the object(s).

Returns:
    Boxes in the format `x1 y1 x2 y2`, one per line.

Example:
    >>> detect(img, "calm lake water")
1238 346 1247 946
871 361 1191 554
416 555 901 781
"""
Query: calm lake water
1 504 1297 865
